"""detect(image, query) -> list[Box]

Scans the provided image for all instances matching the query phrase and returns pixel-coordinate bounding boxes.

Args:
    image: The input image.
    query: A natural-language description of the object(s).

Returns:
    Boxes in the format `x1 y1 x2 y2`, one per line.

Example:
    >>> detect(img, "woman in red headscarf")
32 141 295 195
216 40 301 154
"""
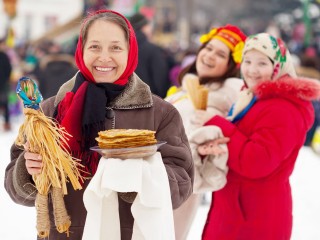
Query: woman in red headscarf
5 10 193 239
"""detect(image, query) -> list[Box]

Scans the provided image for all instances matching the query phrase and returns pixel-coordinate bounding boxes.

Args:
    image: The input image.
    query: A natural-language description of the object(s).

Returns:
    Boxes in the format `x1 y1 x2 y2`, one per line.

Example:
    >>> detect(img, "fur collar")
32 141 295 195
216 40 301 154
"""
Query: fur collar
253 75 320 102
54 72 153 109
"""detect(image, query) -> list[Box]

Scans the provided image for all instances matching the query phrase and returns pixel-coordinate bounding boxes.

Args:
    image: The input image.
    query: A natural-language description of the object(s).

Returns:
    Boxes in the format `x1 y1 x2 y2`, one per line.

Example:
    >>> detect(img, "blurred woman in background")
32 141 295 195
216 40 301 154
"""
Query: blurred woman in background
166 24 247 240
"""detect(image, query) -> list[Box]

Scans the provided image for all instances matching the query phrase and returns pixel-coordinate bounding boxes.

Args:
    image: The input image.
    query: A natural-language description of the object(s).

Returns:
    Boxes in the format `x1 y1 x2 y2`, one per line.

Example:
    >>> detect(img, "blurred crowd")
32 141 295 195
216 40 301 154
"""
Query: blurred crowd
2 7 320 240
1 12 320 155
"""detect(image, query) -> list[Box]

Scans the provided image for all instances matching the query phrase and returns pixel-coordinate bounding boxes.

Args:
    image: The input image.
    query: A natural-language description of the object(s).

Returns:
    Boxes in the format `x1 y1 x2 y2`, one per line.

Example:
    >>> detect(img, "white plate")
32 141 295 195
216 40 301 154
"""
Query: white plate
90 141 167 159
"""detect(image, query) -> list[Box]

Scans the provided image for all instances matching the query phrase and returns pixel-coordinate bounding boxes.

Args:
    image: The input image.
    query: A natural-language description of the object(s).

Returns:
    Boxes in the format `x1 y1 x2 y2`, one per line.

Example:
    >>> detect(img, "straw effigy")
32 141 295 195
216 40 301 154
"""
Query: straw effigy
15 77 84 238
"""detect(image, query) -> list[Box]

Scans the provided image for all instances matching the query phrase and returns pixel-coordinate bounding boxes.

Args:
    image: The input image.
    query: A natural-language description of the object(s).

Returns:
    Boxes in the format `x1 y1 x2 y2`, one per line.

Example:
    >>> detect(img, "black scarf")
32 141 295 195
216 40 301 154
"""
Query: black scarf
77 74 125 149
56 73 125 175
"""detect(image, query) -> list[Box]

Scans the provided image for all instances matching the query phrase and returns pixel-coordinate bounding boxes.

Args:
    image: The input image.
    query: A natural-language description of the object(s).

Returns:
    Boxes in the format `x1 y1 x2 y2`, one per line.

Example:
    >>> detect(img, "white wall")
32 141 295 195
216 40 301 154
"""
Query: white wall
0 0 83 42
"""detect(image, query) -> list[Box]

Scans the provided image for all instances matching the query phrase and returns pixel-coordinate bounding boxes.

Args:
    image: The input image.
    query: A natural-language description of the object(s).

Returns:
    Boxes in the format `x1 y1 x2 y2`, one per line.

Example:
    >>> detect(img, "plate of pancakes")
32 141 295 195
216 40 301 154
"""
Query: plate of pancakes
91 129 166 159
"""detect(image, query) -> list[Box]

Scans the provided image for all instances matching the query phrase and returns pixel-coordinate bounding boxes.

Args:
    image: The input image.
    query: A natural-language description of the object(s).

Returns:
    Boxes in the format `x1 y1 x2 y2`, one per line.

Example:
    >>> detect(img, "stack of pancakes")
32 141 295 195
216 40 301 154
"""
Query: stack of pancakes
95 129 158 203
96 129 157 149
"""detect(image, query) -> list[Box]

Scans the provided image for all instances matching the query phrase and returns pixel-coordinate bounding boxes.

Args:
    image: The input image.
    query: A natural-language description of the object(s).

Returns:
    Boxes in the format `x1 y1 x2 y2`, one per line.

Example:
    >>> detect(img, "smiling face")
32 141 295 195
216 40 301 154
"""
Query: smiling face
195 38 230 78
83 20 129 83
241 49 274 89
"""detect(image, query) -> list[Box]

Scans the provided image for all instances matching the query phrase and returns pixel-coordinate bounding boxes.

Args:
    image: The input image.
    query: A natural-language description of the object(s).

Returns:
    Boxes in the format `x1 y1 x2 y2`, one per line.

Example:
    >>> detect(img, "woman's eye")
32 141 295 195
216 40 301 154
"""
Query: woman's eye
218 53 227 59
89 45 100 50
112 45 122 51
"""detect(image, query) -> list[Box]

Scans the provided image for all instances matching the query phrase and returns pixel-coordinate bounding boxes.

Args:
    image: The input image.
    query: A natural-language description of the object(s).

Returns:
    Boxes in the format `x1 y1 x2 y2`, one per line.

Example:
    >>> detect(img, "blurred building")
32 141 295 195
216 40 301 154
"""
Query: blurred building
1 0 320 52
0 0 82 44
143 0 320 51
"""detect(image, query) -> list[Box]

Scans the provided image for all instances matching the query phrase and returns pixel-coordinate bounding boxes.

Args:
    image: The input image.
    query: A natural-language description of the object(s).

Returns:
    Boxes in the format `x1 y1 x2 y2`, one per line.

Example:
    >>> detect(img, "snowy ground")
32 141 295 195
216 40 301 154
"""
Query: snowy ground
1 117 320 240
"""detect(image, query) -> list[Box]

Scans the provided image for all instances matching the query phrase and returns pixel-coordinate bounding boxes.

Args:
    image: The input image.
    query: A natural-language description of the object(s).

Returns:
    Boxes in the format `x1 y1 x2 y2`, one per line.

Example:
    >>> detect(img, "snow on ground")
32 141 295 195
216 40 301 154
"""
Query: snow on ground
0 118 37 240
1 118 320 239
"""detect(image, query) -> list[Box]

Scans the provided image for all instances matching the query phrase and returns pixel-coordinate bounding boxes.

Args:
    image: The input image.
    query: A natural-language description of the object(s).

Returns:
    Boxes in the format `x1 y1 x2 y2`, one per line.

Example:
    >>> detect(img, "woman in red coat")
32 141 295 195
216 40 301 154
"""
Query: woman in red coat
200 33 320 239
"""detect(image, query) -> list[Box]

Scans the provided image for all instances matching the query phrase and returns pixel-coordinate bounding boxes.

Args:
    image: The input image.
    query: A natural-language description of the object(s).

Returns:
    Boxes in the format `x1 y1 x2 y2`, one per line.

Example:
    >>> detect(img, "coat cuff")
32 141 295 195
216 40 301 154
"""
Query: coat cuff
12 153 37 201
204 115 236 137
188 126 228 193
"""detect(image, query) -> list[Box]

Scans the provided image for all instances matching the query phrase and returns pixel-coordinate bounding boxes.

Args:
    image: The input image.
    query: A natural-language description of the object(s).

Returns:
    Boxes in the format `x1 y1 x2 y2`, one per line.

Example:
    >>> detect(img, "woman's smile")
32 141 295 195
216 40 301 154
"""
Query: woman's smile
94 66 114 72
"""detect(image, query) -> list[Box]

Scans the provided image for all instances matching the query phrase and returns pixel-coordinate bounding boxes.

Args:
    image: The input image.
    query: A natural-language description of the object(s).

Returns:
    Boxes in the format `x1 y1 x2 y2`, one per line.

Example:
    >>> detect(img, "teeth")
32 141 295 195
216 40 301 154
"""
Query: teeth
96 67 113 72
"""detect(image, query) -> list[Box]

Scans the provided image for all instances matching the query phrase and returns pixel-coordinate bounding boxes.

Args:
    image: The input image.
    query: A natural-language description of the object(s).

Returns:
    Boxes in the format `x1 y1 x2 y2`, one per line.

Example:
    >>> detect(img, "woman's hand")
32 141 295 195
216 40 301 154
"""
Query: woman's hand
197 137 230 156
190 110 213 127
24 142 43 175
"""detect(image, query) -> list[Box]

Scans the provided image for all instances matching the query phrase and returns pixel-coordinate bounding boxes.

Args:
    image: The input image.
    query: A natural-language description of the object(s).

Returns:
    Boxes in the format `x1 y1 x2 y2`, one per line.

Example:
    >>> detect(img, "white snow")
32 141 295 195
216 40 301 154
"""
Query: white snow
1 118 320 239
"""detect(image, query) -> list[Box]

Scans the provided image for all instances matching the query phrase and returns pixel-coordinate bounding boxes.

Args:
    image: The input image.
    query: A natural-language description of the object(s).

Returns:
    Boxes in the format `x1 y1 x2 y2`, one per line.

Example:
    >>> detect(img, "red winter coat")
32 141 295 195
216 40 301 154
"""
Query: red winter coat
203 75 320 240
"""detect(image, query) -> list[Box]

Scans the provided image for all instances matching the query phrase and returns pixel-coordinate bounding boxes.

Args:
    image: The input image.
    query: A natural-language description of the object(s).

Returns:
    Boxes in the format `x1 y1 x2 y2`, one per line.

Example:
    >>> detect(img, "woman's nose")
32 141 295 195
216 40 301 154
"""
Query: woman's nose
247 64 258 74
98 51 111 62
207 51 216 60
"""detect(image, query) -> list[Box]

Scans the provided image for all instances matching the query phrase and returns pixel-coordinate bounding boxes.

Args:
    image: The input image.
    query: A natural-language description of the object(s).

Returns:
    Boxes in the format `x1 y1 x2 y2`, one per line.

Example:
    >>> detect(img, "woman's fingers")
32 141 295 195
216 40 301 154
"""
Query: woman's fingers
25 159 42 169
23 142 30 151
25 159 43 175
215 137 230 144
198 145 208 156
24 151 43 175
211 146 227 155
24 151 42 160
23 142 43 175
198 138 229 156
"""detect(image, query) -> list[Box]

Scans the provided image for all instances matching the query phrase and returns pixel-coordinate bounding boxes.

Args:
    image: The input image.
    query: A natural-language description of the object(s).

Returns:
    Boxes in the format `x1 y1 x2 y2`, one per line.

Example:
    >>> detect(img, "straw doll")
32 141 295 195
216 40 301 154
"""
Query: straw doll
15 77 83 238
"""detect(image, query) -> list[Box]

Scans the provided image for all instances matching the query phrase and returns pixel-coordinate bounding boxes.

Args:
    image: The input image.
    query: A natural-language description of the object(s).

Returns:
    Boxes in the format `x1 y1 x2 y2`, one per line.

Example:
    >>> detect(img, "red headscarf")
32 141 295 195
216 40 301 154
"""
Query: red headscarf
75 9 138 85
57 9 138 176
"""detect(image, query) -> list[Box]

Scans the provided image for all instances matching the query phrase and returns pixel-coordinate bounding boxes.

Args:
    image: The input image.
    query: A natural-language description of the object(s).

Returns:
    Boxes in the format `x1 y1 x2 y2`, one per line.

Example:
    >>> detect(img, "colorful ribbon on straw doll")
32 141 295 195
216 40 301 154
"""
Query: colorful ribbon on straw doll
16 77 43 110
